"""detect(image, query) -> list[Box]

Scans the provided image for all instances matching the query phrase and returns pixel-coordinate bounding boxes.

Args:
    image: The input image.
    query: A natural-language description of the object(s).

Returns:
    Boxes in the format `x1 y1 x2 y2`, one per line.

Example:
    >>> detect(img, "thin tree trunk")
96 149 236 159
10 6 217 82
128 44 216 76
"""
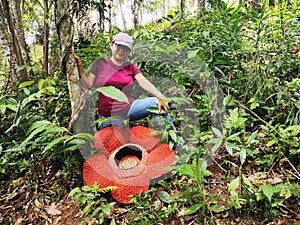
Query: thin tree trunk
132 0 139 28
56 0 96 135
164 0 168 18
0 1 16 93
98 0 105 33
2 0 30 81
49 0 60 73
119 0 127 29
108 0 113 32
196 0 205 18
180 0 185 20
10 0 31 77
43 0 49 77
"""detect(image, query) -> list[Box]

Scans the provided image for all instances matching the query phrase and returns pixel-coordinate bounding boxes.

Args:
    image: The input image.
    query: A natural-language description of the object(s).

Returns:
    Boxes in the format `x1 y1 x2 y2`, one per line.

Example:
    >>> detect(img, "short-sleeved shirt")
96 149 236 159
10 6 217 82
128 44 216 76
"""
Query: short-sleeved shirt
90 58 141 116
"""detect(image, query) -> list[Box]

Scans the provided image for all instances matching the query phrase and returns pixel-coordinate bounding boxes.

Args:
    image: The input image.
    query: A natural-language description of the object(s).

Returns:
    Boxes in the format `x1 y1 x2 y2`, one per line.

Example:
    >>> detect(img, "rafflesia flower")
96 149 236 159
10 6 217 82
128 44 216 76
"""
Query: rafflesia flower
83 125 176 204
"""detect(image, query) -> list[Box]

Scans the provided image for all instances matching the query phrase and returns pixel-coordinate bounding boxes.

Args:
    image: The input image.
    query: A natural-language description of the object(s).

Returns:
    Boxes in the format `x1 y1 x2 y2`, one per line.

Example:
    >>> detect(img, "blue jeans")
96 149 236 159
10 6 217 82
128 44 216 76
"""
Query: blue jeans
98 97 176 132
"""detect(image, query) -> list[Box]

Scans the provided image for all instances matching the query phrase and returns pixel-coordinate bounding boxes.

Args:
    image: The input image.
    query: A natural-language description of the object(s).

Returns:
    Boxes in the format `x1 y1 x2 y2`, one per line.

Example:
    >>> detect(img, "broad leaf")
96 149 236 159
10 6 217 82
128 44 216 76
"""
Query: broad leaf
158 191 171 204
96 86 129 103
240 148 247 165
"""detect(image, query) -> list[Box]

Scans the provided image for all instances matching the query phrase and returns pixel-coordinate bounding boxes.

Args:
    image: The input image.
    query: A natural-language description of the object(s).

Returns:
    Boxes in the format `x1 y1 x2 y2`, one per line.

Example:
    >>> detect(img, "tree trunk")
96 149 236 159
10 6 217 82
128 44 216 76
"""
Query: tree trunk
98 0 105 33
0 1 16 93
164 0 168 17
132 0 139 28
43 0 49 77
119 0 127 29
269 0 275 7
49 0 61 73
56 0 96 135
196 0 205 18
108 0 113 32
2 0 30 81
180 0 185 20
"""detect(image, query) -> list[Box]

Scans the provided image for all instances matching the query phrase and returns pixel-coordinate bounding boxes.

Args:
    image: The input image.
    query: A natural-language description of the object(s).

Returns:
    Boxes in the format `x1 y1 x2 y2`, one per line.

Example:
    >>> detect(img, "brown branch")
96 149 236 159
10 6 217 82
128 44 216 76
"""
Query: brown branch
236 101 269 125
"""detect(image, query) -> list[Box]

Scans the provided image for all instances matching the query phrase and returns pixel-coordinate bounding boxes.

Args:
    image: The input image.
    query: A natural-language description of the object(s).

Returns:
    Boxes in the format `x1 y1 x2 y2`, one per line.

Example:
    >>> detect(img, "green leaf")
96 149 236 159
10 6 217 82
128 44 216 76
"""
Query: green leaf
96 86 129 103
228 177 240 197
19 80 35 88
38 79 45 90
73 133 94 142
91 208 101 218
158 191 171 204
0 105 6 114
161 130 169 143
83 202 95 213
240 148 247 165
147 107 166 114
226 132 241 141
95 116 117 125
208 137 223 154
43 135 71 152
81 185 93 192
102 202 116 215
177 163 196 179
247 131 258 144
19 123 51 149
5 116 22 133
212 127 223 138
110 219 116 225
225 141 240 155
158 180 169 188
168 130 177 142
210 204 227 213
184 203 202 215
266 139 278 147
68 187 81 198
27 120 52 134
250 102 259 110
42 127 69 135
261 185 281 202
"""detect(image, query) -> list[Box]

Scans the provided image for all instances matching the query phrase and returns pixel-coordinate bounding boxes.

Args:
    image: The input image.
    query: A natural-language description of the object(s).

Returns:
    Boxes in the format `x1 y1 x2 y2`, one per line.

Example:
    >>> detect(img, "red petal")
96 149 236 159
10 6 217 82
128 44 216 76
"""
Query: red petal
146 144 176 179
94 125 129 154
111 182 149 204
130 126 161 152
83 153 116 188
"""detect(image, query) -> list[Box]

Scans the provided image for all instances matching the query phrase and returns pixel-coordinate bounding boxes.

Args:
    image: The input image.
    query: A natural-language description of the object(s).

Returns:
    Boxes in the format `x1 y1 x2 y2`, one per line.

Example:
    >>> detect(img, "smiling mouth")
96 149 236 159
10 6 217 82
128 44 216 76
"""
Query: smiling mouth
117 53 126 57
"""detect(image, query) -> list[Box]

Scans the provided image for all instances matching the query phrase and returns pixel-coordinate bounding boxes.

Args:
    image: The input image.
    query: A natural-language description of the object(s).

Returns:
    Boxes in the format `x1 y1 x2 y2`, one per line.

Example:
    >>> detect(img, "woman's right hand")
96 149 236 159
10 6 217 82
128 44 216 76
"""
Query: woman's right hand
75 55 84 78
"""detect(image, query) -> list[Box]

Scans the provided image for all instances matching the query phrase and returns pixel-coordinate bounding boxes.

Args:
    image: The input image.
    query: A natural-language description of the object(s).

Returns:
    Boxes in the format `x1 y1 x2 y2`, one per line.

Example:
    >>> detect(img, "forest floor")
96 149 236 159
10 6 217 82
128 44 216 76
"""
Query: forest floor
0 151 299 225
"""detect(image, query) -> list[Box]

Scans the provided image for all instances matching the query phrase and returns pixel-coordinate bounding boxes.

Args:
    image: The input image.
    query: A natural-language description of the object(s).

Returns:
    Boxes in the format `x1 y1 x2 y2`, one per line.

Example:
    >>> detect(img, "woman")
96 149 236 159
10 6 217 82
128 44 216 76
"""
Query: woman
76 32 176 132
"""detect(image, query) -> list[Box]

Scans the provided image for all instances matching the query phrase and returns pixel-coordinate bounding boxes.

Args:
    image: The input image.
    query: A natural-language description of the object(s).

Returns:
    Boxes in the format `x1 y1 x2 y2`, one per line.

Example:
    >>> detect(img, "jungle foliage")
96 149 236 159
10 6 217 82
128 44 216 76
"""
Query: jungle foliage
0 1 299 224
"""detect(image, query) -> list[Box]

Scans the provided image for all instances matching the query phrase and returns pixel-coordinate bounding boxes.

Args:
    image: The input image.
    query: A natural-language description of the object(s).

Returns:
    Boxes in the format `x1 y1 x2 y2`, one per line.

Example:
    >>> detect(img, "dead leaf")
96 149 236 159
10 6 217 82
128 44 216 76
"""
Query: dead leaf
265 177 282 185
51 216 61 224
14 217 23 225
46 203 61 216
248 173 283 185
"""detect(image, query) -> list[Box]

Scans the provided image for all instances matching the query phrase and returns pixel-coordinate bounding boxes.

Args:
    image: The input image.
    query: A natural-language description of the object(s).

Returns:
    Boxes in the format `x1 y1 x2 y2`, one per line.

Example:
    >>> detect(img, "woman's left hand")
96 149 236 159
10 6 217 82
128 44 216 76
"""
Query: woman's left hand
156 98 170 113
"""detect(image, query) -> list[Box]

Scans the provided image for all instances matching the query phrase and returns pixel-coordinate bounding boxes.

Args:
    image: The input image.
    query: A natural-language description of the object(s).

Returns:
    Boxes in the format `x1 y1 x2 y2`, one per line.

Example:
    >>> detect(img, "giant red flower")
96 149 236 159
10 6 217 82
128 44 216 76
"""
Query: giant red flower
83 125 176 203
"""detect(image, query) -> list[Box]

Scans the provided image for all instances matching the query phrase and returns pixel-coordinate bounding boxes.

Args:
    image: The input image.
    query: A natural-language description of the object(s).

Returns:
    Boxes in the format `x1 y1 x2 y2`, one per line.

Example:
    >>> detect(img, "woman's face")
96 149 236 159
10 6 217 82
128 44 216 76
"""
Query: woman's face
110 42 131 61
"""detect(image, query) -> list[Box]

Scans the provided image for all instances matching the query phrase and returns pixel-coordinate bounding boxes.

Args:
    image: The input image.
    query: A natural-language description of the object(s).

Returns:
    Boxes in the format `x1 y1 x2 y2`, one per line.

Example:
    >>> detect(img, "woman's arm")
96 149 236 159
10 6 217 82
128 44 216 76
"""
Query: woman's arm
75 55 96 89
135 73 170 112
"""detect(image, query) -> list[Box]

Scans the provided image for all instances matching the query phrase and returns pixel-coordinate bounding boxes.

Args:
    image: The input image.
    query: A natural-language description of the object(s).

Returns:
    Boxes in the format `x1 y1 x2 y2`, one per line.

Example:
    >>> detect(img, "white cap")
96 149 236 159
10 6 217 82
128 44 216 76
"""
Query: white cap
112 32 133 50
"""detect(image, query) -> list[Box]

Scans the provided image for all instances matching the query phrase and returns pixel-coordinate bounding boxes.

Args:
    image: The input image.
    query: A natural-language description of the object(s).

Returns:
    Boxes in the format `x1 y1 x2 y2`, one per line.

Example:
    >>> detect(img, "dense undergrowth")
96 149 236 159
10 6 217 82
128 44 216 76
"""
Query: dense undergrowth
1 2 300 225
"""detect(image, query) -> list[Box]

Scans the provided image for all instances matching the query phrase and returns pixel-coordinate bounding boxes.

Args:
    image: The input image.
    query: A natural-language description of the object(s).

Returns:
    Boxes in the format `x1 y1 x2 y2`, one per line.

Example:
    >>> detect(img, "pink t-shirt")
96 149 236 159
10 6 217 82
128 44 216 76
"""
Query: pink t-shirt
90 58 141 116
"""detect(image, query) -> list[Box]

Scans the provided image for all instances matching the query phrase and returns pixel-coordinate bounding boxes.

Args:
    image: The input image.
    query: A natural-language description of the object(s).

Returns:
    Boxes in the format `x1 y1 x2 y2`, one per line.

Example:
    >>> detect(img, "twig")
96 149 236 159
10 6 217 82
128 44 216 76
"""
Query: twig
236 101 269 125
113 206 136 220
211 157 227 173
286 170 300 180
8 100 21 135
283 153 300 178
268 157 281 174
